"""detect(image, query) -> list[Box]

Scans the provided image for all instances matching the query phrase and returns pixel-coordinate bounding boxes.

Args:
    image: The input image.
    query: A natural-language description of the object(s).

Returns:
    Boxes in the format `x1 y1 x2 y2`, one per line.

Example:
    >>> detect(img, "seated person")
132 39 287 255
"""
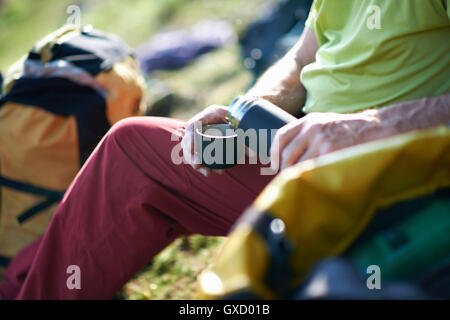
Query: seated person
0 0 449 299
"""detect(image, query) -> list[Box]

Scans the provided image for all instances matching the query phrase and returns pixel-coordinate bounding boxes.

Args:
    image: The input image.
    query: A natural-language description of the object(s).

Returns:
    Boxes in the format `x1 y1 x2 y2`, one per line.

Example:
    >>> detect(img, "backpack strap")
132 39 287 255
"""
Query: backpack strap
0 175 64 224
0 255 10 267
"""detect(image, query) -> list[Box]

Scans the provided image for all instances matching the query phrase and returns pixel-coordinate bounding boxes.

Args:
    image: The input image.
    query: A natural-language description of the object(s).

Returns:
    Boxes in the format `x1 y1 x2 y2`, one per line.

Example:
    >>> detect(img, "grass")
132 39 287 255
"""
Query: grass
0 0 275 300
119 236 226 300
0 0 272 71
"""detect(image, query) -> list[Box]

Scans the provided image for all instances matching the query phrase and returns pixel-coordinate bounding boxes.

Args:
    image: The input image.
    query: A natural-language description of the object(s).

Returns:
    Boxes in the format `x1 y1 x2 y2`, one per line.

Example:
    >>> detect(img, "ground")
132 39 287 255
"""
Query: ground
0 0 275 299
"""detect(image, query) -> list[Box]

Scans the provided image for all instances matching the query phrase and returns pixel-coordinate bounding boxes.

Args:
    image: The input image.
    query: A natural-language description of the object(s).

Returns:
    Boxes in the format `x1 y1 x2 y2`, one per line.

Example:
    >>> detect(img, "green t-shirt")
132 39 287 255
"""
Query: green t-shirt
301 0 450 114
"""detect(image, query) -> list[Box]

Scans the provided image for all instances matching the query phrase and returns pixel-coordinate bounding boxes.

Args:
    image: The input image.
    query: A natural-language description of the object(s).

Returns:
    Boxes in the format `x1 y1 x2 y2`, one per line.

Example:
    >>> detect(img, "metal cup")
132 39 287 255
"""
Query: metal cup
194 123 244 169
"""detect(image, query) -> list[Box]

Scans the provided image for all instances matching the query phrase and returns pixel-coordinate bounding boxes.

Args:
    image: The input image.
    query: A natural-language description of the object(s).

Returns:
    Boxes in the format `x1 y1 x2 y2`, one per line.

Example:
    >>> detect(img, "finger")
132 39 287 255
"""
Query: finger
270 121 304 171
297 147 318 163
297 135 324 163
182 106 229 156
181 131 193 160
280 132 310 170
175 126 186 137
189 105 228 128
181 131 201 169
213 169 225 175
201 105 229 125
277 120 305 150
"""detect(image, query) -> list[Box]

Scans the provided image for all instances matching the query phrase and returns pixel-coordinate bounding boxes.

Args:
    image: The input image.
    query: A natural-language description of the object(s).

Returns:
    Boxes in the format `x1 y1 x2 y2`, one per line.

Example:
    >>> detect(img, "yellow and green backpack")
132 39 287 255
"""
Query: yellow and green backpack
198 126 450 299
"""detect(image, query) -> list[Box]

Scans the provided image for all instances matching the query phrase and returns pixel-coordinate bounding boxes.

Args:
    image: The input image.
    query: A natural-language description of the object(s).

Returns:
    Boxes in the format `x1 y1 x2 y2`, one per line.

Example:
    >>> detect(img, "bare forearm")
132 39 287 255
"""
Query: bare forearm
247 51 306 115
272 93 450 169
247 28 318 115
360 94 450 142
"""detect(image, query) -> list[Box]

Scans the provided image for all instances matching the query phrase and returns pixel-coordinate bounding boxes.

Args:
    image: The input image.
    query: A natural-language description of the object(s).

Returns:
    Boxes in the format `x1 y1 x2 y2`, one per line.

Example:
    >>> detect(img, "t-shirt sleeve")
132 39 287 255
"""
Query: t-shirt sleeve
447 0 450 19
305 0 319 32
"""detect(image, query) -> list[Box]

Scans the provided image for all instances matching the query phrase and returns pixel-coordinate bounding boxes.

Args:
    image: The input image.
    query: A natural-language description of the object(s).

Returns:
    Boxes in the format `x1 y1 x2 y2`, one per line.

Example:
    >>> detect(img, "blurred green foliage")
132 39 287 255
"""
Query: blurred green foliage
0 0 270 70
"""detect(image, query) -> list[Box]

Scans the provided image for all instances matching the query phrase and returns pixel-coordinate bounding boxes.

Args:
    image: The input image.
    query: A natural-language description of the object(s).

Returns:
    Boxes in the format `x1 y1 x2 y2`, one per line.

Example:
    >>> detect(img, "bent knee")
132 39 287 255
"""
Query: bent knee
106 116 183 145
104 117 141 143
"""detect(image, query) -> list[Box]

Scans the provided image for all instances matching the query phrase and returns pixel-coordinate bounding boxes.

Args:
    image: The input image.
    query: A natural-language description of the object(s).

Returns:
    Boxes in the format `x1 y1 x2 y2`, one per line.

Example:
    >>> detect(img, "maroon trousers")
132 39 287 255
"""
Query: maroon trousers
0 117 273 299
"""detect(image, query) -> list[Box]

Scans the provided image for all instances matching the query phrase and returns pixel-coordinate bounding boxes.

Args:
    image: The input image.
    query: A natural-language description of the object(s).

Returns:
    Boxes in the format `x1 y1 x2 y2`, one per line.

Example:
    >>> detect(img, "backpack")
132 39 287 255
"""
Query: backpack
0 25 146 262
197 126 450 299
